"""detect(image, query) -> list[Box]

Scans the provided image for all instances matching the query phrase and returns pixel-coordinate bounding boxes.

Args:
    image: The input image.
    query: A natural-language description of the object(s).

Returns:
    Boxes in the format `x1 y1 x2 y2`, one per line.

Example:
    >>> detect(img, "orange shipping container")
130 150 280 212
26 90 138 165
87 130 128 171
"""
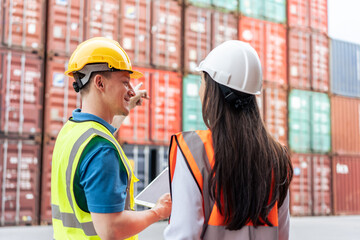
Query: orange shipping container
331 96 360 155
43 56 80 140
119 0 151 67
84 0 120 40
40 141 55 224
290 154 332 216
47 0 85 56
287 0 328 33
150 70 181 144
0 138 41 225
288 29 329 92
239 16 287 85
333 156 360 215
261 83 288 146
1 0 45 52
0 49 43 136
184 6 212 73
151 0 181 70
212 11 238 49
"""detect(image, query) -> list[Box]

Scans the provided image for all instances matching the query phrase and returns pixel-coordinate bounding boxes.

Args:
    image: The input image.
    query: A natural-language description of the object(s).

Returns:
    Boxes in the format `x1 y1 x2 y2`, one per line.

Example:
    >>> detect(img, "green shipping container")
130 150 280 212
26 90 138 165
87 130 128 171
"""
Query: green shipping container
288 90 331 153
182 75 207 131
213 0 238 12
188 0 212 8
240 0 286 23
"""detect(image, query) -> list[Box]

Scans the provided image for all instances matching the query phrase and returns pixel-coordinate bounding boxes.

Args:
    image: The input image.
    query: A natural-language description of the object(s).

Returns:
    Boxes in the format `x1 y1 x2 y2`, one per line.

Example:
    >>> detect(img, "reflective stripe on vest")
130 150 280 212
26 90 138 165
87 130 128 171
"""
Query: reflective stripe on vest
52 121 137 240
169 130 279 240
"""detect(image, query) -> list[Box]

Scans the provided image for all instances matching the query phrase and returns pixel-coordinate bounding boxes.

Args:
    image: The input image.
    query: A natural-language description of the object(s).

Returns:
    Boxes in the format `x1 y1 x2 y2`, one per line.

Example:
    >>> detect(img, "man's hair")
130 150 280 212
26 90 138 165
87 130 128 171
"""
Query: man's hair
74 71 112 96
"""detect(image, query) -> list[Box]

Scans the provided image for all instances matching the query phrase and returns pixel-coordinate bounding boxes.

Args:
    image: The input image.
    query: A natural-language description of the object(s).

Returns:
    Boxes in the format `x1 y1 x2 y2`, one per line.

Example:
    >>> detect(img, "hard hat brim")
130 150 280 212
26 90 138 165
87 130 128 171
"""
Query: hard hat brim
129 70 143 79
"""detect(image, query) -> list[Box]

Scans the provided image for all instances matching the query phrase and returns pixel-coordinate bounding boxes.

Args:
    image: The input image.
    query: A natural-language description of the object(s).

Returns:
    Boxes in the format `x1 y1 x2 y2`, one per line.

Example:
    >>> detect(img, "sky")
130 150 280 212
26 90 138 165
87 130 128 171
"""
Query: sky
328 0 360 44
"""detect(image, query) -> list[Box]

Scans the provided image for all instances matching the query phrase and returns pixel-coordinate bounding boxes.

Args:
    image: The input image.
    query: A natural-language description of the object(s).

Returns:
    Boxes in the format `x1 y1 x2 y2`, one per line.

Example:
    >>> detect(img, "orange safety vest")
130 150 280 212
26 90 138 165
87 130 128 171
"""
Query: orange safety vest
169 130 279 240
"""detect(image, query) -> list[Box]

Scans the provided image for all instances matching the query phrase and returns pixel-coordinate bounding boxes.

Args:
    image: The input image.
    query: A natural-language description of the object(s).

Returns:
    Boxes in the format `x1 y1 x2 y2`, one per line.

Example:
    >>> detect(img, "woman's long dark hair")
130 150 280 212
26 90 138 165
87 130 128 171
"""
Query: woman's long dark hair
202 73 293 230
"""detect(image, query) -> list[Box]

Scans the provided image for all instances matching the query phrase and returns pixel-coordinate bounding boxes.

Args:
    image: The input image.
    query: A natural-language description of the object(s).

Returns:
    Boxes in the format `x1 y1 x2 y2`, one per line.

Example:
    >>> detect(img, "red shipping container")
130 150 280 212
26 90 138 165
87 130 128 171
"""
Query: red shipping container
150 70 181 144
290 154 332 216
119 0 151 67
43 56 80 140
288 29 311 90
239 16 287 85
40 141 55 224
331 96 360 155
0 50 43 136
333 156 360 215
85 0 120 40
0 138 41 225
288 29 329 92
1 0 45 51
151 0 181 70
311 32 329 92
262 83 288 146
212 11 238 49
47 0 85 56
287 0 328 33
184 6 212 73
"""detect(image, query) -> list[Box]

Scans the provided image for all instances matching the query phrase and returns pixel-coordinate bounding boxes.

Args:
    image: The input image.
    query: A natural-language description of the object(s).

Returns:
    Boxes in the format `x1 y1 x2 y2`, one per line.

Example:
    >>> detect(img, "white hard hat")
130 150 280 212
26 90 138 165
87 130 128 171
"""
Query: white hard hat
196 40 262 95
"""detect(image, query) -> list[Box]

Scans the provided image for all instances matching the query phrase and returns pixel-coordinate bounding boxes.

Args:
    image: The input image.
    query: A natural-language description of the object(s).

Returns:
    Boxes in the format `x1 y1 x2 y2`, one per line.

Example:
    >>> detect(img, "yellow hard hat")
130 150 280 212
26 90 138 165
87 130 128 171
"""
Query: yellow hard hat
65 37 143 79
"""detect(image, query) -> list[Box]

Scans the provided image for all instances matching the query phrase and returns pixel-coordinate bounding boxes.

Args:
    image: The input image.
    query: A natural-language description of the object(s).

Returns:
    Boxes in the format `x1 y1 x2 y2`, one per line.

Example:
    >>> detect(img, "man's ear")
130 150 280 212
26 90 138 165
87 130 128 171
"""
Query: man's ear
93 74 105 92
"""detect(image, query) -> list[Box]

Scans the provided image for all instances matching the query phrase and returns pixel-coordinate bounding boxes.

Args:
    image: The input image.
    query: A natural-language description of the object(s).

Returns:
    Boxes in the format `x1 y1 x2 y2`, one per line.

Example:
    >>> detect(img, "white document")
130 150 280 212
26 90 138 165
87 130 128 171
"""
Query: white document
135 167 170 208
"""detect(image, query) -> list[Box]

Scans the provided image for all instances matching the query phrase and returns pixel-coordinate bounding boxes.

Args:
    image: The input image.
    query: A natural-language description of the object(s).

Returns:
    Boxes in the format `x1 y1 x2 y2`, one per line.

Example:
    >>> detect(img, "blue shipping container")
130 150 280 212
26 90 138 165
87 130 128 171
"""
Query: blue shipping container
330 39 360 98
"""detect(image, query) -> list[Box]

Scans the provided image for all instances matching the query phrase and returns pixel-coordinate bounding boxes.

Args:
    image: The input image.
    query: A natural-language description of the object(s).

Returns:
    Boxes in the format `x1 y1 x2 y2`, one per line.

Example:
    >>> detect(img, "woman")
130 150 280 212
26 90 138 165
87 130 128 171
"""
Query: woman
164 40 293 240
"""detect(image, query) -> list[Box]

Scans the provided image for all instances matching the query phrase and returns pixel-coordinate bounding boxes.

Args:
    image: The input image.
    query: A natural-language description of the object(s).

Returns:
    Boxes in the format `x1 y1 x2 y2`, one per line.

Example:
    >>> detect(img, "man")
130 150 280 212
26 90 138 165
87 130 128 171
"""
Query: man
51 37 171 240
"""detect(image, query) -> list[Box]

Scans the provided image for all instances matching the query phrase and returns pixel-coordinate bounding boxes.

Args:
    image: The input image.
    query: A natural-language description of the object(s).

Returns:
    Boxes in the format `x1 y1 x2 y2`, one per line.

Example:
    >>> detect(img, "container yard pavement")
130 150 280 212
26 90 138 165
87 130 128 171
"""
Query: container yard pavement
0 216 359 240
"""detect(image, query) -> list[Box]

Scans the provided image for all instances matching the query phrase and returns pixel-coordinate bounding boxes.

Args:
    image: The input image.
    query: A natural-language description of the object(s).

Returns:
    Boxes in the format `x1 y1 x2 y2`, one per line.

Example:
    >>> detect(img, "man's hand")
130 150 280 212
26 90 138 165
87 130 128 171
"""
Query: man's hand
129 82 149 110
151 193 172 221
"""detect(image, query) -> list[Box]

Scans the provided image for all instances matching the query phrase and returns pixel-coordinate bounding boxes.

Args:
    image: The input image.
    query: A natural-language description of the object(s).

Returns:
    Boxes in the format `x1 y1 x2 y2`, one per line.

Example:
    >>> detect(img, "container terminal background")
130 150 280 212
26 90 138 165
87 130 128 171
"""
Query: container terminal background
0 0 360 232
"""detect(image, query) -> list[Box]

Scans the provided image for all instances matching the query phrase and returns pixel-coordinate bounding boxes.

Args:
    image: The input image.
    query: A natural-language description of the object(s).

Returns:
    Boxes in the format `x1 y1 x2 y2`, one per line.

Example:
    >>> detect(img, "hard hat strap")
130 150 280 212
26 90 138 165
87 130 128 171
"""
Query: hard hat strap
219 84 251 110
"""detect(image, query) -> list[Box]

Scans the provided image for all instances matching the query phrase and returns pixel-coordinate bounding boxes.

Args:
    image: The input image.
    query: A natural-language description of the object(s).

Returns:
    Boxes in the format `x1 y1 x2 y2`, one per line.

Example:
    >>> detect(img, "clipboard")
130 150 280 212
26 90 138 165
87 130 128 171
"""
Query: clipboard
134 167 170 208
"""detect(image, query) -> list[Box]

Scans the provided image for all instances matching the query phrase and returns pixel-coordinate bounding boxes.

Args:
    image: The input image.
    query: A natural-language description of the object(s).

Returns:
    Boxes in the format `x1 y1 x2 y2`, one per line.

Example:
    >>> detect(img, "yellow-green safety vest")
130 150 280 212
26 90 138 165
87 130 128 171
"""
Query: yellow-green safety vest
51 119 138 240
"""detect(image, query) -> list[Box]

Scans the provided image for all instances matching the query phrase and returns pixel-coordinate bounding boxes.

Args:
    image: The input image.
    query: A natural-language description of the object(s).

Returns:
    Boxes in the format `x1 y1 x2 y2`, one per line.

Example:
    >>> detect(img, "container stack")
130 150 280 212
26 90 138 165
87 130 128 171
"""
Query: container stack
0 0 45 225
330 39 360 215
287 0 332 216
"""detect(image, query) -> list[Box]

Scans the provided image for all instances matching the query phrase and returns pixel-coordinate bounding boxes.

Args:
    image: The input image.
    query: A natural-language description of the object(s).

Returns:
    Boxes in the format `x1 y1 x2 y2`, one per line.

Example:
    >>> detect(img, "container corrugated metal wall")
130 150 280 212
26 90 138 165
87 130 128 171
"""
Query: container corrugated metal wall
119 0 151 67
0 50 43 137
85 0 120 40
239 0 286 24
290 154 332 216
288 90 330 153
331 96 360 155
333 156 360 215
0 138 41 225
40 141 54 224
213 0 238 12
182 74 207 131
287 0 328 33
47 0 85 56
151 0 181 70
212 11 238 48
288 29 329 92
262 83 288 146
330 39 360 98
1 0 45 52
184 6 212 73
239 16 287 85
43 56 80 140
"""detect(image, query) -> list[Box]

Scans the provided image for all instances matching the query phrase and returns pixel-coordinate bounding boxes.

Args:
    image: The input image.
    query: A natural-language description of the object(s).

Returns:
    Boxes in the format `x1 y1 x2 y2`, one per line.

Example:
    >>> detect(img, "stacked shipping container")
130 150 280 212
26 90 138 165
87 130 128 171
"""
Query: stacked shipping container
1 0 360 226
0 0 45 226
